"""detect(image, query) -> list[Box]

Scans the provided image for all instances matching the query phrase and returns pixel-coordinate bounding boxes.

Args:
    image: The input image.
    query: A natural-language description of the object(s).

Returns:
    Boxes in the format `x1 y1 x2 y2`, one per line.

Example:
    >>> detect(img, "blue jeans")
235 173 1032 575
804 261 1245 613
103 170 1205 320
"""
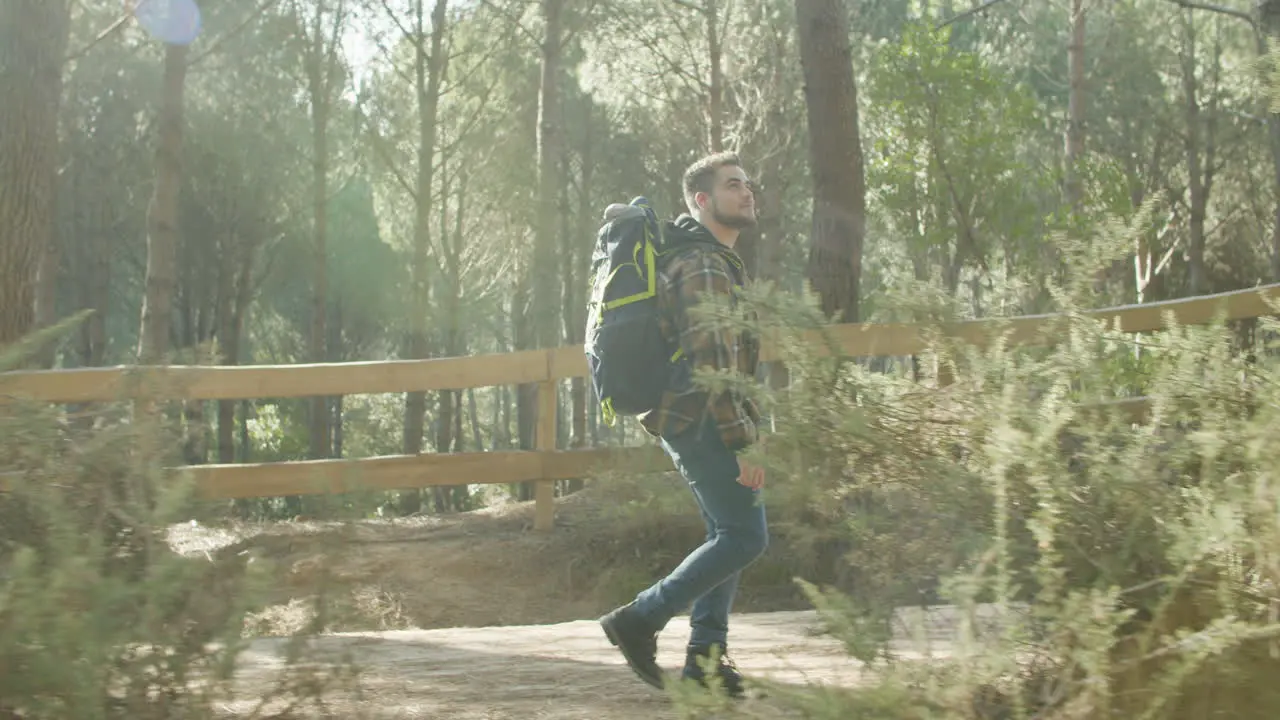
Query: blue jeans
631 416 769 649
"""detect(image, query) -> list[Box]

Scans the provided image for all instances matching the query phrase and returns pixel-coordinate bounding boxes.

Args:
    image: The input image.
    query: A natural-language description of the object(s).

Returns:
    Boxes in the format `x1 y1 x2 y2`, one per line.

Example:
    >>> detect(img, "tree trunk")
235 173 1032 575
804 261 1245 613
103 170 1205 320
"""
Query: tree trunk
1180 12 1204 295
33 206 60 367
329 297 344 457
706 0 724 152
559 132 585 494
1259 11 1280 282
216 234 237 464
0 0 72 350
530 0 566 353
216 236 256 463
1172 0 1280 287
81 225 111 367
1064 0 1086 212
239 399 252 462
402 0 449 476
436 149 471 506
399 0 449 516
589 388 599 446
1179 11 1217 296
467 388 484 452
795 0 866 324
138 44 189 364
499 384 510 449
569 105 594 458
432 154 455 514
494 311 512 450
78 182 114 368
435 156 456 459
520 0 565 503
452 390 463 451
514 275 535 500
1270 112 1280 283
748 35 792 286
307 33 332 458
296 0 347 460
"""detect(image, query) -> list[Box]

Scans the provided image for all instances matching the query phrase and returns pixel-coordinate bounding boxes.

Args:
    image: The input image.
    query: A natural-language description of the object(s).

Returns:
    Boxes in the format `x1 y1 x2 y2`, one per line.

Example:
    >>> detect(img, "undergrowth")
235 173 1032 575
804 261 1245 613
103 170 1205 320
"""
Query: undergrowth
669 207 1280 718
0 320 363 719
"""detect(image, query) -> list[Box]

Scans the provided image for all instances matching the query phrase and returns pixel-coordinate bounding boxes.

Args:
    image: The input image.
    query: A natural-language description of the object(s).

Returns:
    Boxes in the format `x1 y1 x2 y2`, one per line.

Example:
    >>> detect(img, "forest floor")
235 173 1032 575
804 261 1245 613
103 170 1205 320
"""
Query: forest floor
214 608 980 719
168 473 817 636
166 477 994 718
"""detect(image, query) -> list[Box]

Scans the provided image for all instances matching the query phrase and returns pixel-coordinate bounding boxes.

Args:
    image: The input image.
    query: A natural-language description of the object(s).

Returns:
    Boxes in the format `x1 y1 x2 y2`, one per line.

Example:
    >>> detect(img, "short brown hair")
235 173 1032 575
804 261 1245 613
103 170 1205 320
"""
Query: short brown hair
682 151 741 213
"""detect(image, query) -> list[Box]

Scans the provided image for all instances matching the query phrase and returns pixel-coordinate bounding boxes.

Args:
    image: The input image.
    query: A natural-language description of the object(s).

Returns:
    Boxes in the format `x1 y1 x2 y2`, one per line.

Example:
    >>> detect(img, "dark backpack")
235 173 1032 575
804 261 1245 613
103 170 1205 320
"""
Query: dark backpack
583 197 685 427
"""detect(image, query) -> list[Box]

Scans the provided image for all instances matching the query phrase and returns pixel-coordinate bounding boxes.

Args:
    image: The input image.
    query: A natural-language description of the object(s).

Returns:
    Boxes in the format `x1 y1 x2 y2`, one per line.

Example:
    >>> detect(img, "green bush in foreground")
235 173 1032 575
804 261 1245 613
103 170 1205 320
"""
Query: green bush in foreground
1 329 360 719
674 226 1280 718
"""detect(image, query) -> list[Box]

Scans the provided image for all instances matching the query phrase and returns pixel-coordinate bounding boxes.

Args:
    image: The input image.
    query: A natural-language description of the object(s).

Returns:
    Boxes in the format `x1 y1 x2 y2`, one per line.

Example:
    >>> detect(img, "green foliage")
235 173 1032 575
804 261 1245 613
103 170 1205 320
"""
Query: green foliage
863 23 1053 316
0 393 361 717
671 207 1280 718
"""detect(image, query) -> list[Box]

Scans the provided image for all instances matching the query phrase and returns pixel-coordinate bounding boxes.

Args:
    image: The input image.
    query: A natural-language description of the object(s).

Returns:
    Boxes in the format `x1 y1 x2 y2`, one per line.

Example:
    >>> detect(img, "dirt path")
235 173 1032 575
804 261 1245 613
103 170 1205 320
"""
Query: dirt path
220 607 989 719
174 492 1004 717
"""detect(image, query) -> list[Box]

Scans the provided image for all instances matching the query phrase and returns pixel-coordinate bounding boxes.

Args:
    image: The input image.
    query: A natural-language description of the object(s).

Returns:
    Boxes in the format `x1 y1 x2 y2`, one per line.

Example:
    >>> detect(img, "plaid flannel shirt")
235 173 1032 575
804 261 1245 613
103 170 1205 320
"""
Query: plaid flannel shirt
639 235 761 451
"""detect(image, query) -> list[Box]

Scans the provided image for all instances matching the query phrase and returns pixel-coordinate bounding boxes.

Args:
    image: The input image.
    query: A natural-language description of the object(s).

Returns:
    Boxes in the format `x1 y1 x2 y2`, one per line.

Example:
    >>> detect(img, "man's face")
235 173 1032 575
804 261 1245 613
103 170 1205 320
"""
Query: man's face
701 165 756 229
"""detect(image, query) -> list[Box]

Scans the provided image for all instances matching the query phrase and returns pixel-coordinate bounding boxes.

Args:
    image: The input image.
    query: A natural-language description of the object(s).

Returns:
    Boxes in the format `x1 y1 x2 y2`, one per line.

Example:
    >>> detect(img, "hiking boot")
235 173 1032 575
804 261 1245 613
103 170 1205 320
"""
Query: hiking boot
599 603 665 689
682 643 745 698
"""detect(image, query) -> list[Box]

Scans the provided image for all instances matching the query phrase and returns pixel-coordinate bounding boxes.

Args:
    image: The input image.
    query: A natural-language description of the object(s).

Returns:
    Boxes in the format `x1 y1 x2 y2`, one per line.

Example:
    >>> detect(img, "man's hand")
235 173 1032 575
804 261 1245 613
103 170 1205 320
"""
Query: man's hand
736 456 764 490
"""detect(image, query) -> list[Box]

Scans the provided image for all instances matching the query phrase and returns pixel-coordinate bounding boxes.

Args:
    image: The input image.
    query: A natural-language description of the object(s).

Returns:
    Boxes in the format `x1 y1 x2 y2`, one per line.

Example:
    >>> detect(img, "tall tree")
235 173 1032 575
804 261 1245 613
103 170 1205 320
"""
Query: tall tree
794 0 866 323
137 44 189 363
0 0 72 349
1064 0 1086 212
1163 0 1280 285
531 0 565 354
292 0 349 460
1177 8 1222 296
372 0 450 513
663 0 726 151
512 0 569 501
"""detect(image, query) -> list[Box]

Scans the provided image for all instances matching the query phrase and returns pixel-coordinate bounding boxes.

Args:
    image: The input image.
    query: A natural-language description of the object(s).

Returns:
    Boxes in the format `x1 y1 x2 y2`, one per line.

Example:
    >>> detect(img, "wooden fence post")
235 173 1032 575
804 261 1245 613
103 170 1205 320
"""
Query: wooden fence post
534 375 557 531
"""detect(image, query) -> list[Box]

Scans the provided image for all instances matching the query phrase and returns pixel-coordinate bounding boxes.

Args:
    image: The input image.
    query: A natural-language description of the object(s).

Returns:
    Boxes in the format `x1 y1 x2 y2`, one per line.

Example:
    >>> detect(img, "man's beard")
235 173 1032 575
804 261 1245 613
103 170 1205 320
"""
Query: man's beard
711 198 756 229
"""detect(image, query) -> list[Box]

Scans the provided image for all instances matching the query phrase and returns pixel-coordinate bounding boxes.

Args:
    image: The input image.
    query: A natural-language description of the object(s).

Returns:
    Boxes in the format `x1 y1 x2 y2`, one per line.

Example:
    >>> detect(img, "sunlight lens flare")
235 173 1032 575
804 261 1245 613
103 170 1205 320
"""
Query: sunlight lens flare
130 0 202 46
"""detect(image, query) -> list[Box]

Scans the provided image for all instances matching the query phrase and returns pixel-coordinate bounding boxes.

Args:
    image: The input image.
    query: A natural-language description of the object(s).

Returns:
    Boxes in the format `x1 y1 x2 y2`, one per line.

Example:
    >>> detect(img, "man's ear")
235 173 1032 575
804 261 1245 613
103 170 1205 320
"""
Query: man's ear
694 191 708 211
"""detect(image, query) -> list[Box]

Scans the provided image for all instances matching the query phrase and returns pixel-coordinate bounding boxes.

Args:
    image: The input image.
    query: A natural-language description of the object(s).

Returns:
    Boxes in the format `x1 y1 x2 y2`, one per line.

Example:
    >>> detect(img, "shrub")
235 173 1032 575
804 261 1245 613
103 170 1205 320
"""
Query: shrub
672 220 1280 717
0 326 360 719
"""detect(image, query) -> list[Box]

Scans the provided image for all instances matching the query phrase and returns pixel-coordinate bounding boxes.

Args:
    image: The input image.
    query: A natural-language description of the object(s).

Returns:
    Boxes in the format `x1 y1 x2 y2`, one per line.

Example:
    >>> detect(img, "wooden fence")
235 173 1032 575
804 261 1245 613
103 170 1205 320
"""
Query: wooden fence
2 284 1278 530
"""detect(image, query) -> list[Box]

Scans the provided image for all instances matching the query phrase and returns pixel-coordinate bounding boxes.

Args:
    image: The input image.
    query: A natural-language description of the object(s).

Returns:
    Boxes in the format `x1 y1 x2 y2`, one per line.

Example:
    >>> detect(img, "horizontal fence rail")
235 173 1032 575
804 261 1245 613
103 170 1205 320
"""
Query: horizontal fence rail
180 446 673 502
2 284 1276 529
2 284 1276 405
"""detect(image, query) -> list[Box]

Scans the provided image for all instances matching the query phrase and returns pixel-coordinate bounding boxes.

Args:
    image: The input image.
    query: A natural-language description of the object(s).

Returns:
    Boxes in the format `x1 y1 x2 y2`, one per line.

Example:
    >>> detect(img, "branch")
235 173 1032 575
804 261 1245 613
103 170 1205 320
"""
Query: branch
918 72 990 275
442 40 506 98
368 26 419 88
632 25 709 96
1161 0 1255 27
443 20 513 90
440 82 500 156
189 0 288 69
355 101 418 201
478 0 540 47
561 0 605 49
378 0 417 45
65 11 131 64
323 0 350 93
658 0 705 76
666 0 708 16
935 0 1015 30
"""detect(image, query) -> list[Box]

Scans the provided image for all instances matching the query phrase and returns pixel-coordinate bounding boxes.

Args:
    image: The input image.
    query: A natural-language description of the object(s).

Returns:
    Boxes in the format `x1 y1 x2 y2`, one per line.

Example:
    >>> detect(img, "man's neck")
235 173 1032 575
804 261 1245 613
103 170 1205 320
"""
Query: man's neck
693 214 738 248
